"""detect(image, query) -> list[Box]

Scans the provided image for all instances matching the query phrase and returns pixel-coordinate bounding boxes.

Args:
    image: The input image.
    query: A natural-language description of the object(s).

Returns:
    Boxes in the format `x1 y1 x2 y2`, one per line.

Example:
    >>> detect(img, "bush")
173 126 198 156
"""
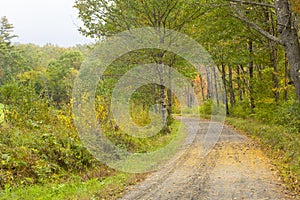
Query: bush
273 101 300 132
0 83 50 128
0 123 100 189
199 100 212 115
230 100 252 119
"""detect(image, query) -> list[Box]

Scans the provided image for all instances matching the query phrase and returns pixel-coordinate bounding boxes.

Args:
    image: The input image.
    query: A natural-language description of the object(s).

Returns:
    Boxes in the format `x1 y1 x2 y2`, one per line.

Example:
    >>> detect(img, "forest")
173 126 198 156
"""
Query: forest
0 0 300 199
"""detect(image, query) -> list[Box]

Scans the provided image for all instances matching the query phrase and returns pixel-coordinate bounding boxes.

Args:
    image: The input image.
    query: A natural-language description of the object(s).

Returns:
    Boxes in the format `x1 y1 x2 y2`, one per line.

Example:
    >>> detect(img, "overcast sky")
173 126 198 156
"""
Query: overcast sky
0 0 94 47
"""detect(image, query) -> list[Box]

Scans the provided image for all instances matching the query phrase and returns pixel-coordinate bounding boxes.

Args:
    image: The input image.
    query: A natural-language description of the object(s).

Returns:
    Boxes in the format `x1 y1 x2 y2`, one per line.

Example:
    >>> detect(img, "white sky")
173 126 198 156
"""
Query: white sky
0 0 94 47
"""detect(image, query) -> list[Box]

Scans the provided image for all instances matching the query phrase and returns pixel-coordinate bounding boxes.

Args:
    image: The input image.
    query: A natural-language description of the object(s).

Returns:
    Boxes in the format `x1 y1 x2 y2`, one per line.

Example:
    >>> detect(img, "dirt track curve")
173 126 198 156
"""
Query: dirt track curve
120 117 296 200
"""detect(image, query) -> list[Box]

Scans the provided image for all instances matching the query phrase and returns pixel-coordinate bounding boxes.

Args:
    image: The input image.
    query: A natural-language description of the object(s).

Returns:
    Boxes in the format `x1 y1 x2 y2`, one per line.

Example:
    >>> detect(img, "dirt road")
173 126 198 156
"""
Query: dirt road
120 117 295 200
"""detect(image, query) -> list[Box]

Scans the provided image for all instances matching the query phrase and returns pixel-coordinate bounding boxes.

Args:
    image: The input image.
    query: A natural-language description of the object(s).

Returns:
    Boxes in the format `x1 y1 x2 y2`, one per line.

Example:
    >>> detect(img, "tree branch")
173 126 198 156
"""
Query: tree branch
230 4 283 44
229 0 275 8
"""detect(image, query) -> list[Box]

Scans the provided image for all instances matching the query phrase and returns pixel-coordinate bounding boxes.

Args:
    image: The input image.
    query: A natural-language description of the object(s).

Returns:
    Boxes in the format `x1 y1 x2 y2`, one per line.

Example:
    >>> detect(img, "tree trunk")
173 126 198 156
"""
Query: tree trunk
206 68 212 99
167 66 172 115
199 74 206 102
275 0 300 102
213 66 220 106
237 65 243 101
284 53 289 101
248 40 255 112
271 45 280 105
221 63 229 115
158 70 167 125
264 7 280 105
228 65 236 106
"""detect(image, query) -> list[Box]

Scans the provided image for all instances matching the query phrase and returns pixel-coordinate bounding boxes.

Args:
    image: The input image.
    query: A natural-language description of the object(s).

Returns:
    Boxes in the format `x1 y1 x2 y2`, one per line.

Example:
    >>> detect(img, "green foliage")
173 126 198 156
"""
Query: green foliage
273 101 300 132
0 83 49 127
0 114 101 189
75 0 204 38
46 50 83 105
229 101 252 119
199 100 213 116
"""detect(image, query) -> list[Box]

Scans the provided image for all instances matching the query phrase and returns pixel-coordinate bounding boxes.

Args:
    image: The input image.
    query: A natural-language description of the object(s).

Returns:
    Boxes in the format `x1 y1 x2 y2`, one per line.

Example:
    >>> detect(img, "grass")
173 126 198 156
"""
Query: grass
0 173 146 200
226 117 300 194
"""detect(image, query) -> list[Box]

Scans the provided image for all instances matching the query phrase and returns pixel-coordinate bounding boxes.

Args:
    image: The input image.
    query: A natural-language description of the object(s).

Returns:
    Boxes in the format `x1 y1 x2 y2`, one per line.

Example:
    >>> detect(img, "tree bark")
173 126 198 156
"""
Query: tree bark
167 66 172 115
221 63 229 115
206 68 212 100
248 40 255 112
199 74 206 102
275 0 300 102
237 65 243 101
228 65 236 106
284 53 289 101
271 45 280 105
213 66 220 106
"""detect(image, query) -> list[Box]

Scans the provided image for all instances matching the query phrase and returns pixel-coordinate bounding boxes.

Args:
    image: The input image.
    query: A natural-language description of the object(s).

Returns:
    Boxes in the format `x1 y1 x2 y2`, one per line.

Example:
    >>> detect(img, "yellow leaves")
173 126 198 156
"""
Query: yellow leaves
291 0 300 14
17 70 38 82
56 110 73 129
0 103 4 123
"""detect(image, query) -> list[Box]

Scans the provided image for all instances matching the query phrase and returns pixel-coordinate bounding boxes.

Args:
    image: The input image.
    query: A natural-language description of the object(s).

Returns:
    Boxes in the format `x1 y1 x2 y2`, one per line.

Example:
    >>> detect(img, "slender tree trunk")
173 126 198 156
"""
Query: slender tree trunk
213 66 220 106
266 8 280 105
186 84 194 108
271 45 280 105
199 74 206 102
284 53 289 101
240 65 250 96
237 65 243 101
228 65 236 106
159 71 167 125
256 65 263 81
154 85 158 113
275 0 300 102
248 40 255 112
206 68 212 100
221 63 229 115
167 66 172 115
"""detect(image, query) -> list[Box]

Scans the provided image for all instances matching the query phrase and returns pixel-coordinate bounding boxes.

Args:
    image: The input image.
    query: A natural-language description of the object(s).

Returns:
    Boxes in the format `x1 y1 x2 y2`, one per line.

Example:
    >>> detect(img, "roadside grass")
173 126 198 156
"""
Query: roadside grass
226 117 300 194
0 121 182 199
0 173 145 200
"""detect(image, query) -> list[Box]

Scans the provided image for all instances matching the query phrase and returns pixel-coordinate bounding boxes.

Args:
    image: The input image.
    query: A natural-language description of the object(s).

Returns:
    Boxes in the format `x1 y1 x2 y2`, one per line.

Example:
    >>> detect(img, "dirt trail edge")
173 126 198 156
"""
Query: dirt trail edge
120 117 295 200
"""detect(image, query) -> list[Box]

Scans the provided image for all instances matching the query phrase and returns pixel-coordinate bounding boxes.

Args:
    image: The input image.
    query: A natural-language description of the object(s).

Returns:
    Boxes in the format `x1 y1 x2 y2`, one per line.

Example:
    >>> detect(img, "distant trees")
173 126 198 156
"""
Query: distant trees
0 16 88 126
46 50 84 104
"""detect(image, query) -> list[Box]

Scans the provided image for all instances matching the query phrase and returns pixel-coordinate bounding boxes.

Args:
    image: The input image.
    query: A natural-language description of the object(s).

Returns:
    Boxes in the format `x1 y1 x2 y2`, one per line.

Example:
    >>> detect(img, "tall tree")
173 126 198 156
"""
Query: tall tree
74 0 209 126
0 16 17 46
230 0 300 102
0 16 23 84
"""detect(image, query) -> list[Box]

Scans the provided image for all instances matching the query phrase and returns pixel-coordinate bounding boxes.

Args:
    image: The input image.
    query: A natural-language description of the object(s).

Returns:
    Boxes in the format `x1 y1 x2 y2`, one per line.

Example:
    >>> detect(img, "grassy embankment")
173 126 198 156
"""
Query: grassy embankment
0 102 183 200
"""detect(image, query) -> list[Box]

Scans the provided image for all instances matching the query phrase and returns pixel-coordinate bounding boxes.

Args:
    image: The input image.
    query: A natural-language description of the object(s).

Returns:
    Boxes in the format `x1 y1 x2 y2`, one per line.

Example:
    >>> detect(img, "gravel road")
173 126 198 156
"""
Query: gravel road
120 117 295 200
